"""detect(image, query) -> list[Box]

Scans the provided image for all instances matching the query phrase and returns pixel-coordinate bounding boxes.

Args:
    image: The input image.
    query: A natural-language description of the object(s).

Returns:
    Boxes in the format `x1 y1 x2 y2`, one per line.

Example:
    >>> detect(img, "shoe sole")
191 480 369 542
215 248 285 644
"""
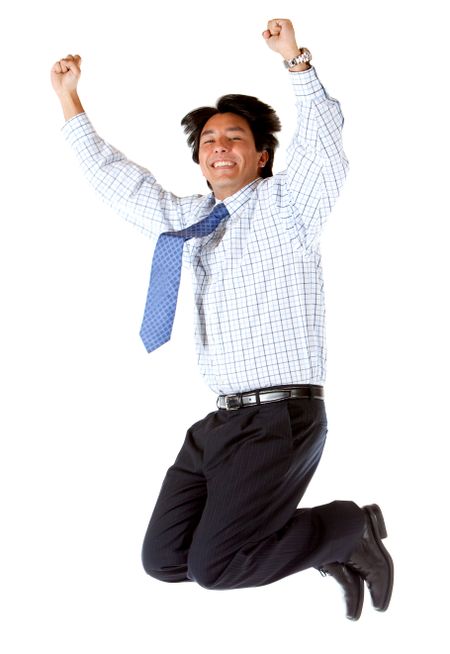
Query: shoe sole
321 563 364 621
364 504 394 612
348 571 364 621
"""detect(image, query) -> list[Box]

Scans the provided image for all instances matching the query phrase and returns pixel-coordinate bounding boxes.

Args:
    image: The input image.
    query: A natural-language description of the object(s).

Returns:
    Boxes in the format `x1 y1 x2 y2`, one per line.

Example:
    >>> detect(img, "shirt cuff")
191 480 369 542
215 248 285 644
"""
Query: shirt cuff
61 112 95 146
289 65 326 100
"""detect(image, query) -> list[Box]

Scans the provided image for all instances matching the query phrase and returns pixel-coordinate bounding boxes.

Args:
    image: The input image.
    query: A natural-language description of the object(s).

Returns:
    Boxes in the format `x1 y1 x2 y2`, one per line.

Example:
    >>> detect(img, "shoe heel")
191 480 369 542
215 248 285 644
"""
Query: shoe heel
366 504 388 539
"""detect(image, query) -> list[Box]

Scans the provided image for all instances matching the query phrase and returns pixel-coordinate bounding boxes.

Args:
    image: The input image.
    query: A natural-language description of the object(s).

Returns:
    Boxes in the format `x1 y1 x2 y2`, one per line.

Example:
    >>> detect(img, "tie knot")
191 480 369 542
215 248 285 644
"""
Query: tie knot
212 202 229 220
177 203 229 240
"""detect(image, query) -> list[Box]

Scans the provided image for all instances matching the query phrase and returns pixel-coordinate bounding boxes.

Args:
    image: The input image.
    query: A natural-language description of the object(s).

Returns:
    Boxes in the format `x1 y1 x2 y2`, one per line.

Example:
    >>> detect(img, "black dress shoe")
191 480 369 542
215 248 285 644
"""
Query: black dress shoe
346 504 394 612
319 563 364 621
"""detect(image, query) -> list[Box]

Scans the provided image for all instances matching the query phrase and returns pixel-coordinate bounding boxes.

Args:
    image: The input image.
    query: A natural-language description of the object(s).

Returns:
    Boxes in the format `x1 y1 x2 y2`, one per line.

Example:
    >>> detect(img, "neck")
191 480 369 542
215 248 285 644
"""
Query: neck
212 176 261 201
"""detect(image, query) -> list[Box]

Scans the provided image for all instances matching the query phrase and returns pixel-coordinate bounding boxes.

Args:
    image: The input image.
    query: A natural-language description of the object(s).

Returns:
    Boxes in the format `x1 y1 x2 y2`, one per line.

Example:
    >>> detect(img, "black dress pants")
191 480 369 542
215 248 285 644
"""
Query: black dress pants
141 396 365 589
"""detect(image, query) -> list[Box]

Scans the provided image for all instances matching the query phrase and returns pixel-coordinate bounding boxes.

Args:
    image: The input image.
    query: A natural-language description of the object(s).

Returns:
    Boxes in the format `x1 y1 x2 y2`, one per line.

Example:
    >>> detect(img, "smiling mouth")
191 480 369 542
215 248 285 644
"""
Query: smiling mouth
211 161 236 168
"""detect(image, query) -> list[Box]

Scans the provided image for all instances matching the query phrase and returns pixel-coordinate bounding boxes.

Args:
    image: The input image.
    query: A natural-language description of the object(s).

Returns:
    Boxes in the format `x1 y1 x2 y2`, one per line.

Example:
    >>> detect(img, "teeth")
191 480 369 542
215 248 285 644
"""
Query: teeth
213 161 234 168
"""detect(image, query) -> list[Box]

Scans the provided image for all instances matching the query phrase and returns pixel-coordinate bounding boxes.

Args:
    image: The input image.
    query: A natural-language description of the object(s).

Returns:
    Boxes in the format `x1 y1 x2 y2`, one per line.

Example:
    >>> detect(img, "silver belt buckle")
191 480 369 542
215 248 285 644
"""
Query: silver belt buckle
224 394 241 411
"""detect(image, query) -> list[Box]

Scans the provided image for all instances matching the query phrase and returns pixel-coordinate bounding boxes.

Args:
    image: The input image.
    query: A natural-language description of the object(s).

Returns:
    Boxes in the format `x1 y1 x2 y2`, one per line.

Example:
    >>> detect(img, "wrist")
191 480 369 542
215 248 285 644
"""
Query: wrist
280 46 301 61
57 88 79 102
283 48 312 71
58 90 84 121
288 62 311 72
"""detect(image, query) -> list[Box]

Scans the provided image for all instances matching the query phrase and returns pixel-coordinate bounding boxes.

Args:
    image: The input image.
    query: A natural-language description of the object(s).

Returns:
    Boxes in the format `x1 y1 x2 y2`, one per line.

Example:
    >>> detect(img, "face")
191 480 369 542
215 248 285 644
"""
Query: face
198 113 269 200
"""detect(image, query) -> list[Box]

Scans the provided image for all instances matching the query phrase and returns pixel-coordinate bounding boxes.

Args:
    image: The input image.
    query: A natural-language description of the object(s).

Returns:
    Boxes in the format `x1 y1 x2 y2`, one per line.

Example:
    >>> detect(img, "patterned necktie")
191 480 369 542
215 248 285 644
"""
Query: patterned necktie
139 202 229 352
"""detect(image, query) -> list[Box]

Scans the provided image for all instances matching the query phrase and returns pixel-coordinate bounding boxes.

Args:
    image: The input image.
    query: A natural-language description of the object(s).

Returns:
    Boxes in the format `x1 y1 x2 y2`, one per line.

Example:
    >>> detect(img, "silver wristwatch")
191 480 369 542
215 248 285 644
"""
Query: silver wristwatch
283 48 312 69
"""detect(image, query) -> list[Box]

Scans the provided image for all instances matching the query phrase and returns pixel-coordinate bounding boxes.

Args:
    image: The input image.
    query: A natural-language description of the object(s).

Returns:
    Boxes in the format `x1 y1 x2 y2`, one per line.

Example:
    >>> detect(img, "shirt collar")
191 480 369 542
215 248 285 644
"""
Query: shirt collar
211 177 264 215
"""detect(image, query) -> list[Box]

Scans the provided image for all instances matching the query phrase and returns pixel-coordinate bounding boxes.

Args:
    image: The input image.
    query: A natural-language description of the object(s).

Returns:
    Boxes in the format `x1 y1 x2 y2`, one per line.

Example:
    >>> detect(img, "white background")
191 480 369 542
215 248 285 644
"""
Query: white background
1 0 449 651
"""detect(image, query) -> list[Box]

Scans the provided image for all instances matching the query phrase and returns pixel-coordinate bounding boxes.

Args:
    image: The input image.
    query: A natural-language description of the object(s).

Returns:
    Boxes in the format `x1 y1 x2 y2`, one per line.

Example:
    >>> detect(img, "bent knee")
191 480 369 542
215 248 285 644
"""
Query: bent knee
187 552 229 590
142 545 190 583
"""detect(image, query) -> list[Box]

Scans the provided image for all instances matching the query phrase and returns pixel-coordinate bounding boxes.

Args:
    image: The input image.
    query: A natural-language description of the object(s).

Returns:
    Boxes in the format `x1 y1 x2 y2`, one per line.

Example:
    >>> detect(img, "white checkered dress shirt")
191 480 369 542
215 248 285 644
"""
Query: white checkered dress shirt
62 67 348 395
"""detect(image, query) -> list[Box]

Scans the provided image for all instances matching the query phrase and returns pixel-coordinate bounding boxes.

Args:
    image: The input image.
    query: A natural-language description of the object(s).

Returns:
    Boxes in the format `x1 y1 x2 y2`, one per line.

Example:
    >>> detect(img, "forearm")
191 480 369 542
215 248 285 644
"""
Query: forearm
58 90 85 121
62 113 193 238
284 68 349 241
289 68 347 161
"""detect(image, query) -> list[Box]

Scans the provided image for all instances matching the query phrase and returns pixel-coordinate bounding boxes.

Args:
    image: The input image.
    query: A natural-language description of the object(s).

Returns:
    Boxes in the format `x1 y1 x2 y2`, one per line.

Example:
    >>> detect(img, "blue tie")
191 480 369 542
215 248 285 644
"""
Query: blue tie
140 202 229 352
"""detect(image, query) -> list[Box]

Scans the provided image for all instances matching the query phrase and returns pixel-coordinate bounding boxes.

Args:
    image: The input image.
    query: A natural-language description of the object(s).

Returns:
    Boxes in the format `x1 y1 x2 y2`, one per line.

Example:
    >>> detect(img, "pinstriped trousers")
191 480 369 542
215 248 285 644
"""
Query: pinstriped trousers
141 397 365 589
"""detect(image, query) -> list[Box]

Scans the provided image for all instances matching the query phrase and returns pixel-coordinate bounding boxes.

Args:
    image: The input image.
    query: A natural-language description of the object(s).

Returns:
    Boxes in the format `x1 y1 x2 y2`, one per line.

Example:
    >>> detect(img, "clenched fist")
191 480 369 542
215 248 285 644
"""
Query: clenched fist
263 19 307 68
51 54 82 97
51 54 84 120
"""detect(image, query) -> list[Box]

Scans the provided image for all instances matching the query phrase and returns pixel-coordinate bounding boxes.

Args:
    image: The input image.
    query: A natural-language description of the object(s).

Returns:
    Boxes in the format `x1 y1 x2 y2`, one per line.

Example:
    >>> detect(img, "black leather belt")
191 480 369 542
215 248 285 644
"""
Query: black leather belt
216 385 324 411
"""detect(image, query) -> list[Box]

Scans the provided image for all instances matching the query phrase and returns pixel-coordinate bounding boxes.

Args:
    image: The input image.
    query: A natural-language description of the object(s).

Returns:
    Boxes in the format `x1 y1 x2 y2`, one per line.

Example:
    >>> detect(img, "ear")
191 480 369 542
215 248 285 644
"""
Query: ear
258 150 269 168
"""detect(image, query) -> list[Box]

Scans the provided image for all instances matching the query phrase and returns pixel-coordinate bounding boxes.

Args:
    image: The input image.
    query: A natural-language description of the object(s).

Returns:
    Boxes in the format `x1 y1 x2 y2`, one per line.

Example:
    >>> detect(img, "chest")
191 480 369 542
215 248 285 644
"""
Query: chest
188 211 300 279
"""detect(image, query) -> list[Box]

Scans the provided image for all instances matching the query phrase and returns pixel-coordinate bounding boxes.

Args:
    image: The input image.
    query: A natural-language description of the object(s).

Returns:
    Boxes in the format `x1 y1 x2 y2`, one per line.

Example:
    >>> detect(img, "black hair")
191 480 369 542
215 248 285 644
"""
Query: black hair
181 94 281 180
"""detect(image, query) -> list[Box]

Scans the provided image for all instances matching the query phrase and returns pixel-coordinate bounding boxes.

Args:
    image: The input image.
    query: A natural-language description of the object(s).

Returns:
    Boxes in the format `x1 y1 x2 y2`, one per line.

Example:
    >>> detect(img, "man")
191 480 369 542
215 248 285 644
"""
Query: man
51 18 393 621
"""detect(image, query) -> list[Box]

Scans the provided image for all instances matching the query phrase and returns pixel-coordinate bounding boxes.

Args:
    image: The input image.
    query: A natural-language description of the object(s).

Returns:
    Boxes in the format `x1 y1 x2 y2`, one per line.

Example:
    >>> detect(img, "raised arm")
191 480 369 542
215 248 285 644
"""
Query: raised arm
50 55 198 239
263 20 349 248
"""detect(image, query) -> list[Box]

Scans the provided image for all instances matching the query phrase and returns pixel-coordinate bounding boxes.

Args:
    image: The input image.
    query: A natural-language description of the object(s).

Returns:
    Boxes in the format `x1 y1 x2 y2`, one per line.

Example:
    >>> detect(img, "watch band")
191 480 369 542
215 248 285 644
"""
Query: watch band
283 48 312 69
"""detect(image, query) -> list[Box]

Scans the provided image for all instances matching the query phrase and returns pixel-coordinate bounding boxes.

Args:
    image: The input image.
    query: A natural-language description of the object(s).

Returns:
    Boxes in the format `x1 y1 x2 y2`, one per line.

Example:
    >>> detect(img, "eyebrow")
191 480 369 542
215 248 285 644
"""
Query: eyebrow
201 126 246 137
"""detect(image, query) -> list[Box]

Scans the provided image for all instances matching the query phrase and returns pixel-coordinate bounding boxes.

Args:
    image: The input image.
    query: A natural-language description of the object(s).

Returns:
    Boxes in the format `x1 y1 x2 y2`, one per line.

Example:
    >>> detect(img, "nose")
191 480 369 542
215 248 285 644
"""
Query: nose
214 137 230 153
